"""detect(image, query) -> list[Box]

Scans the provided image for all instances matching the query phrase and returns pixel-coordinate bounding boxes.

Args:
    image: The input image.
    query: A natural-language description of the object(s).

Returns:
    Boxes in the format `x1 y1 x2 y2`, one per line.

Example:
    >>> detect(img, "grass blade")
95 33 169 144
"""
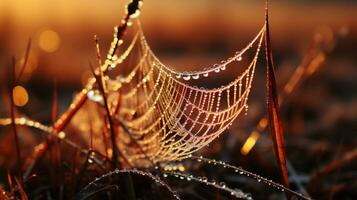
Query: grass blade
264 1 290 197
15 178 28 200
16 39 32 83
9 57 22 179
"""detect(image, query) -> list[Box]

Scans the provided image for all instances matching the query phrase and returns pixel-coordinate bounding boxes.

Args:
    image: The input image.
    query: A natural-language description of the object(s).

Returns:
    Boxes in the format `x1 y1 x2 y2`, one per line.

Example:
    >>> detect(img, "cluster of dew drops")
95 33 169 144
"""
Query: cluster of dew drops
175 52 243 81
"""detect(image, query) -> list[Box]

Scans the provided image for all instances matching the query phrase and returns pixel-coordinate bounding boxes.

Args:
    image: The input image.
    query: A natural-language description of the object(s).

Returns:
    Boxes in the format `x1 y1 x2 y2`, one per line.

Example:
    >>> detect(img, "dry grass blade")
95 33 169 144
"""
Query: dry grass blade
21 85 60 180
90 37 137 199
15 39 32 83
264 1 290 197
22 142 48 179
52 80 58 125
0 186 10 200
9 56 22 179
89 41 119 169
15 177 28 200
7 172 14 195
309 148 357 192
240 32 330 156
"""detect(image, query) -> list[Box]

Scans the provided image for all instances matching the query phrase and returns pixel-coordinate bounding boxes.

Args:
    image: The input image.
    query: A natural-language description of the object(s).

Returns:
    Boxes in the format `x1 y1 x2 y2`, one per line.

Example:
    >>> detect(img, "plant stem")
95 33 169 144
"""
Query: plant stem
10 57 22 180
264 0 290 198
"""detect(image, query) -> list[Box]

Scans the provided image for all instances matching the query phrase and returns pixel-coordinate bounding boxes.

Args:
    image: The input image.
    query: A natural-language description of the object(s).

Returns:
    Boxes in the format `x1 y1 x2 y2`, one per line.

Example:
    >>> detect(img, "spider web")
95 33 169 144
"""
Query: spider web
71 21 266 167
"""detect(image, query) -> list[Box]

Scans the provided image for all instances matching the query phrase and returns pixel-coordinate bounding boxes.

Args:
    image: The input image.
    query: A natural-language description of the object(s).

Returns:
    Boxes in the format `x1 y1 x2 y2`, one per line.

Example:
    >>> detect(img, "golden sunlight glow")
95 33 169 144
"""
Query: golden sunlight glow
12 85 29 107
38 29 60 53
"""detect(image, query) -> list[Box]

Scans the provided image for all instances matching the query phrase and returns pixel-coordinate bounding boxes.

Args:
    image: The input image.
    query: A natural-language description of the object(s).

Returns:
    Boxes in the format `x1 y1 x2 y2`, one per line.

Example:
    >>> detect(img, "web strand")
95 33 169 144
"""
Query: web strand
76 20 266 167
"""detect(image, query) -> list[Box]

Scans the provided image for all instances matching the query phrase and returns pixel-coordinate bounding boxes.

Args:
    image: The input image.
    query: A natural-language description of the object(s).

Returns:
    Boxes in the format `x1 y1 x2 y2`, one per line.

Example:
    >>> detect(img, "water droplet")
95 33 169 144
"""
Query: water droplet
182 73 191 81
203 72 209 77
214 68 220 73
87 90 103 103
236 56 242 61
220 65 226 71
219 182 226 188
176 74 181 79
192 74 199 79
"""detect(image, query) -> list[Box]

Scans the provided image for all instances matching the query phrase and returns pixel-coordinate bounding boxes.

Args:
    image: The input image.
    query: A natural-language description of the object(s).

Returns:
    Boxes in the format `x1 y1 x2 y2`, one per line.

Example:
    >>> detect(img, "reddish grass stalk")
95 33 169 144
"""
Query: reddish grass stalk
7 172 14 195
91 36 136 200
90 38 119 169
101 117 109 158
264 1 290 197
309 148 357 190
51 80 63 193
0 186 8 200
52 80 58 125
10 57 22 180
15 178 28 200
241 33 330 156
16 39 31 83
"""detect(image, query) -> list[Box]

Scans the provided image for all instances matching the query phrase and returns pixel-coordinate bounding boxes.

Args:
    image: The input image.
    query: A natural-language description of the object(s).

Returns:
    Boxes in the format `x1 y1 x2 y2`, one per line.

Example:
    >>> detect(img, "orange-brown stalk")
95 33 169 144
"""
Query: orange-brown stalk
265 1 290 198
10 57 22 179
240 34 329 156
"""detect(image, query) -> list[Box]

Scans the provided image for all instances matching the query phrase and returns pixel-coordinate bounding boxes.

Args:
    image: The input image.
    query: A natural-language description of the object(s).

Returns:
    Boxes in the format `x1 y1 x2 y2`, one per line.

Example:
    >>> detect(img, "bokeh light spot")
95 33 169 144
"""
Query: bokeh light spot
58 131 66 139
240 131 260 156
38 29 60 53
12 85 29 107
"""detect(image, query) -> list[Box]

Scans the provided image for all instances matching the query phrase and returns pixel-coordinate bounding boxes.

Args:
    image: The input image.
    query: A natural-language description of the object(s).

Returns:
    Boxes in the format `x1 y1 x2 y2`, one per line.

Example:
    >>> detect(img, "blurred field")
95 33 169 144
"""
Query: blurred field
0 0 356 83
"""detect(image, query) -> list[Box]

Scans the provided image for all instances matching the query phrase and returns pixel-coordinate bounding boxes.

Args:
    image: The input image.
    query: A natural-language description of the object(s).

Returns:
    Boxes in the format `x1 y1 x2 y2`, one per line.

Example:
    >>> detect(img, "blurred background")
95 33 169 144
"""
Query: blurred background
0 0 356 83
0 0 356 199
